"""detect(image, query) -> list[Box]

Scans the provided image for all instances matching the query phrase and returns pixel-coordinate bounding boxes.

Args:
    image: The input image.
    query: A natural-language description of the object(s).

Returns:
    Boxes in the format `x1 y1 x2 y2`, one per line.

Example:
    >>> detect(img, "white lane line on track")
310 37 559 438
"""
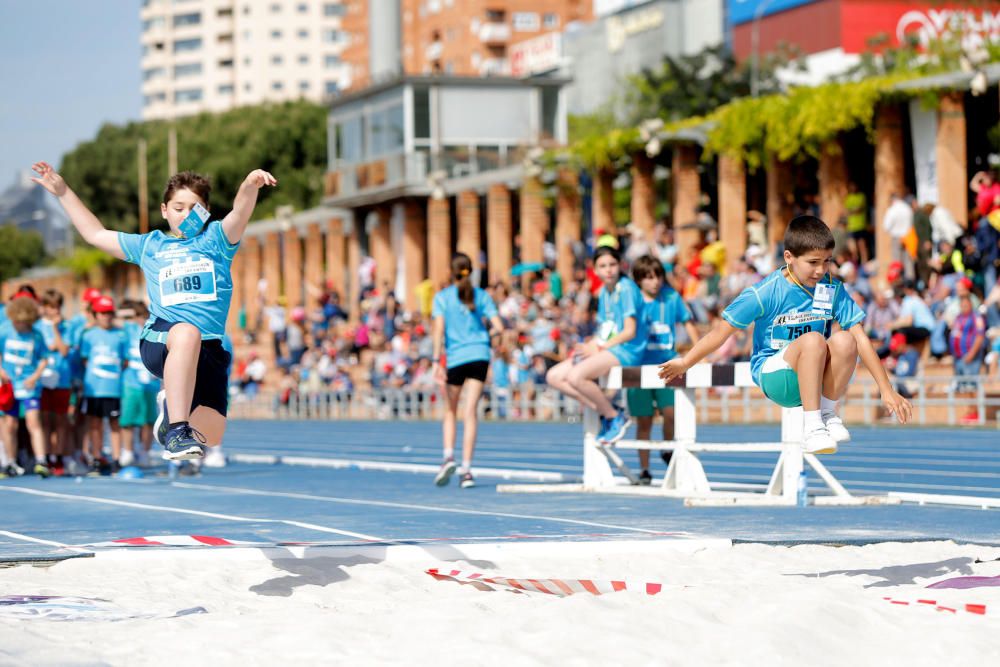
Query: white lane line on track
0 487 383 541
0 529 90 553
170 481 671 535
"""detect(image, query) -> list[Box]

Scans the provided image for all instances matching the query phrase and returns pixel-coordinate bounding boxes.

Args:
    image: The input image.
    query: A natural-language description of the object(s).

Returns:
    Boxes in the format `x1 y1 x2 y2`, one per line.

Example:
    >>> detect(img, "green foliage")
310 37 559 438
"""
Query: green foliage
58 99 328 234
0 225 47 283
52 246 116 278
566 110 642 171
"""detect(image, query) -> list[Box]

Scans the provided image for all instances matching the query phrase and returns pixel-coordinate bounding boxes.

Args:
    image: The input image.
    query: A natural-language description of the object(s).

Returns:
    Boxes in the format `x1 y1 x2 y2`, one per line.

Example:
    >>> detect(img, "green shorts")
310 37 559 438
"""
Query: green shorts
626 387 675 417
759 349 802 408
120 386 159 427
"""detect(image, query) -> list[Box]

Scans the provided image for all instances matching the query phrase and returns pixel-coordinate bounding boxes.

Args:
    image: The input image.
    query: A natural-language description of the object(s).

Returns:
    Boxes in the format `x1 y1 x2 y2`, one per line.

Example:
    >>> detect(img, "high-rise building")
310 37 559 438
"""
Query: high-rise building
340 0 592 90
140 0 352 120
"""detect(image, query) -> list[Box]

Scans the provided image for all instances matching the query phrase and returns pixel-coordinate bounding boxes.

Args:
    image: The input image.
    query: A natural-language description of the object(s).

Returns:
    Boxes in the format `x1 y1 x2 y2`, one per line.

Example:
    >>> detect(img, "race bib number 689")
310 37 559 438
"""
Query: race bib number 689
159 258 217 307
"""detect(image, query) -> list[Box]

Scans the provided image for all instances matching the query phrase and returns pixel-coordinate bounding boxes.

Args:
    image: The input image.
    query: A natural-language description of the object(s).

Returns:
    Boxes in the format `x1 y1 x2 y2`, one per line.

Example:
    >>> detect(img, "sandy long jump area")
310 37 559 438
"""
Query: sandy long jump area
0 539 998 665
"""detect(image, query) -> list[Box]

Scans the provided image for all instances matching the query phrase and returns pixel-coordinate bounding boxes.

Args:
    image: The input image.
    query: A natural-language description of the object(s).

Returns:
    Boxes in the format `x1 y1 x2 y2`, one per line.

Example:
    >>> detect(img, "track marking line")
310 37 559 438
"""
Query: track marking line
0 529 90 553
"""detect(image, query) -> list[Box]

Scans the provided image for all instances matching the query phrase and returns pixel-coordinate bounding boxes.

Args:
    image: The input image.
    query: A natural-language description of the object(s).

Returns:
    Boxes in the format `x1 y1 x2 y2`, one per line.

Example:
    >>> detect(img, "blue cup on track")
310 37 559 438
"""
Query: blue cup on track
117 465 144 480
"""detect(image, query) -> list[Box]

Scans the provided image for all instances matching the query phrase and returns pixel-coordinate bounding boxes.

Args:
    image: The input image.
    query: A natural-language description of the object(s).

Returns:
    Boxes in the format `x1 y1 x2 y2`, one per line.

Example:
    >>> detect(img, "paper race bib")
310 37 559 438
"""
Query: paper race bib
812 283 835 316
159 258 217 307
769 312 829 350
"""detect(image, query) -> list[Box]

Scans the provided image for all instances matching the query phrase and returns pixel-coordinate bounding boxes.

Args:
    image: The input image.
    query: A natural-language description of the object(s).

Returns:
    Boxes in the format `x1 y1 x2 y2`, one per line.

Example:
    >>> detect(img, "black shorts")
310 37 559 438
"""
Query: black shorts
446 360 489 386
81 397 121 419
139 318 231 417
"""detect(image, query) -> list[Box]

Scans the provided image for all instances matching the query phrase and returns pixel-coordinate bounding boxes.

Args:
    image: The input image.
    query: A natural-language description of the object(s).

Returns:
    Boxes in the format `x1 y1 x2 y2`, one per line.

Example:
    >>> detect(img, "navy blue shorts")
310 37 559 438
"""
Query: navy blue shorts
446 360 489 386
139 318 231 417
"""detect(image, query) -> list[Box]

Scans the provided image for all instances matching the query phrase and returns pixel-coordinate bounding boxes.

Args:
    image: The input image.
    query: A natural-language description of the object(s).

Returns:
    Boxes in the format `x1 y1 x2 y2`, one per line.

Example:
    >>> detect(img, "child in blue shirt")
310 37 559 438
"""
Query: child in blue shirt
120 300 161 467
80 295 127 470
547 246 649 444
38 289 75 471
33 161 275 461
660 215 912 454
626 255 699 484
0 297 51 477
431 253 504 489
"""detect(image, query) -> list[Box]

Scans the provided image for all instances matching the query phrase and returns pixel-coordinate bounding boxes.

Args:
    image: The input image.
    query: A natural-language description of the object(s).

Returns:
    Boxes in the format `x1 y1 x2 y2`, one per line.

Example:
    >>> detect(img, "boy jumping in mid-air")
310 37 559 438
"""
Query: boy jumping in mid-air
659 215 912 453
32 161 276 461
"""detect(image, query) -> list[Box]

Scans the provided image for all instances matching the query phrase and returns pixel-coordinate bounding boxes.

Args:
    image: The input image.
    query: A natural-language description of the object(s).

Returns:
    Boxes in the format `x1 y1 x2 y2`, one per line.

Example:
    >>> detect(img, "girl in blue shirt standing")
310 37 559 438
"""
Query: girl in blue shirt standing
431 253 504 489
547 246 648 443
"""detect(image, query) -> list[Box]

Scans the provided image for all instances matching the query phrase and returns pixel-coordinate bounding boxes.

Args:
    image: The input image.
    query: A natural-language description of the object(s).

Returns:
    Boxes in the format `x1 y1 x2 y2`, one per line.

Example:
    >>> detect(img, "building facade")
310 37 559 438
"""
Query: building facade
140 0 352 120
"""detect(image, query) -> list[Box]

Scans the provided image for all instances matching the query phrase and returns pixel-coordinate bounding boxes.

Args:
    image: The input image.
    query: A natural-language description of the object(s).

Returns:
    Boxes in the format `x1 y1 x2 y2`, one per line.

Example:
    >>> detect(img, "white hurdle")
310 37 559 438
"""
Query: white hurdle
499 362 897 506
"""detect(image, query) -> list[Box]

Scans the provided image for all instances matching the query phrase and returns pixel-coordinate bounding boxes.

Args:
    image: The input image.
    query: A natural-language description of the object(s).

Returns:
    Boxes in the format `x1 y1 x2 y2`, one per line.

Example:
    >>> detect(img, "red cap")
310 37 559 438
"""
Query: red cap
91 296 115 313
82 287 102 303
886 261 903 283
958 277 973 290
11 290 37 301
889 332 907 353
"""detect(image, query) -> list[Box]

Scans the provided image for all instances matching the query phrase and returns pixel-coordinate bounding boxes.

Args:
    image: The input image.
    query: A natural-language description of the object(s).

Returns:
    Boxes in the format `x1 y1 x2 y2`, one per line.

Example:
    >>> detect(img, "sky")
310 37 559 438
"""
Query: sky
0 1 141 186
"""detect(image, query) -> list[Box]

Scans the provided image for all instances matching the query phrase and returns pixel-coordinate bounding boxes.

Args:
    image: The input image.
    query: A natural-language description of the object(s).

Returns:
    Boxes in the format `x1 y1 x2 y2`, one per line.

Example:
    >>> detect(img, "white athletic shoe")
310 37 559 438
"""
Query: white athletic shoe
824 415 851 443
802 425 838 455
203 446 227 468
119 449 135 468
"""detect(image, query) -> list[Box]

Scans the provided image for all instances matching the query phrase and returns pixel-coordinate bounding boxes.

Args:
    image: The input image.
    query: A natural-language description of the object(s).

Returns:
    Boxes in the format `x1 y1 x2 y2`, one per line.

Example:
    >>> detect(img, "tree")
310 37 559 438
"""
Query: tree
0 224 47 283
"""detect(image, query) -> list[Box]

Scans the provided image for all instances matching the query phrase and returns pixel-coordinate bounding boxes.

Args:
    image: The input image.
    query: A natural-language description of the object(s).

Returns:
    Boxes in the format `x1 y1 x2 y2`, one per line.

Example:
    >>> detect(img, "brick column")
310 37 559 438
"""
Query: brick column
520 175 547 266
242 236 261 336
937 92 968 229
673 145 701 267
456 190 481 265
263 231 281 305
766 156 795 250
875 104 906 279
369 207 395 292
282 226 302 307
818 139 848 228
403 200 426 312
347 220 361 322
592 168 614 241
427 196 451 290
487 184 512 283
630 152 656 237
227 251 245 337
556 168 581 286
326 217 346 299
718 154 746 266
304 222 323 300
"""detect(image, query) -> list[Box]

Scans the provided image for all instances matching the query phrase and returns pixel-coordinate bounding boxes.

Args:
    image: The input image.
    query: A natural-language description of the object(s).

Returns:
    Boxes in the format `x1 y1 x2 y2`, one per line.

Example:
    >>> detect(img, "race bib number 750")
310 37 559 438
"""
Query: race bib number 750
159 258 217 307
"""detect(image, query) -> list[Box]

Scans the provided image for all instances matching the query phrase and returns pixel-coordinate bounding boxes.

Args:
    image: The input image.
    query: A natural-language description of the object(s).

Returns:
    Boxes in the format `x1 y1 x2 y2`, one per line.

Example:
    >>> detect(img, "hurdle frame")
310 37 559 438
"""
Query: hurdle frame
499 362 895 506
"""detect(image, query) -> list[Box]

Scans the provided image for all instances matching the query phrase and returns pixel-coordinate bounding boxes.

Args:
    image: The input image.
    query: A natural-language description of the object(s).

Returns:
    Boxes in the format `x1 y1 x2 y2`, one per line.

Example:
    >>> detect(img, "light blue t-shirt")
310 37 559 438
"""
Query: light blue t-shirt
118 221 239 342
900 294 935 331
640 286 692 365
80 327 126 398
36 319 74 390
597 276 649 367
122 321 160 391
66 314 89 384
722 268 865 386
432 286 499 368
0 324 46 400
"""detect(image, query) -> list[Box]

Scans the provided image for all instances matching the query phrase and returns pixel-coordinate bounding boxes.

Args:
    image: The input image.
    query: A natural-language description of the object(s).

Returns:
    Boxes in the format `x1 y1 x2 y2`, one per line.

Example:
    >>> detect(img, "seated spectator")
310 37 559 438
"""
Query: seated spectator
886 333 919 400
891 280 934 352
865 287 899 349
950 294 986 395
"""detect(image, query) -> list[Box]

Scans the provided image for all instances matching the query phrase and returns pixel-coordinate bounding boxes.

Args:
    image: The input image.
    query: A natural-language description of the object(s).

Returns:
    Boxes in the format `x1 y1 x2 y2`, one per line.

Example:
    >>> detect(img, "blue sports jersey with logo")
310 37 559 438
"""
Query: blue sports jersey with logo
117 221 238 341
36 319 74 390
639 286 692 365
432 286 499 368
80 327 126 398
122 321 159 391
597 276 649 366
0 325 46 400
722 268 865 386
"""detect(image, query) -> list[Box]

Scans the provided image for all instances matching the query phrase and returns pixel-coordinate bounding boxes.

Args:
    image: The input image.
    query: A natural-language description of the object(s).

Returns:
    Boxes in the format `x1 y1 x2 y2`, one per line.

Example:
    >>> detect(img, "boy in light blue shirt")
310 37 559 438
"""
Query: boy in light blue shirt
80 295 126 470
660 216 912 454
37 289 76 471
0 297 51 477
120 300 161 467
33 161 275 462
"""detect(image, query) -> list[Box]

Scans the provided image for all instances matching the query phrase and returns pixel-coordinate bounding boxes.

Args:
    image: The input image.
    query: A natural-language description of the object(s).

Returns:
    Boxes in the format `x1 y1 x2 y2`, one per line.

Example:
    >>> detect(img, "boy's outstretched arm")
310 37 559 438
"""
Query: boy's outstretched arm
659 318 737 382
222 169 278 244
849 323 912 424
31 162 125 260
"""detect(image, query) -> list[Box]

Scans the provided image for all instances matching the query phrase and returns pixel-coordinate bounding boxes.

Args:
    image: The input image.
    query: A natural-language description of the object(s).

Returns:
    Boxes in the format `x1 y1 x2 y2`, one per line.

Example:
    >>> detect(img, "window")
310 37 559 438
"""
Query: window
172 12 201 27
322 29 343 43
272 81 284 90
298 54 310 64
326 81 340 95
142 16 165 31
219 58 234 68
543 13 558 29
173 62 202 77
271 54 284 65
218 33 233 43
271 29 283 39
324 3 345 17
173 37 202 52
512 12 539 31
413 87 430 139
143 66 165 81
270 2 281 12
217 7 233 17
218 84 235 95
298 29 309 39
143 92 166 106
243 29 252 41
324 54 340 67
242 4 250 15
297 2 308 12
244 82 252 92
174 88 203 103
484 8 505 22
299 80 310 91
243 56 252 65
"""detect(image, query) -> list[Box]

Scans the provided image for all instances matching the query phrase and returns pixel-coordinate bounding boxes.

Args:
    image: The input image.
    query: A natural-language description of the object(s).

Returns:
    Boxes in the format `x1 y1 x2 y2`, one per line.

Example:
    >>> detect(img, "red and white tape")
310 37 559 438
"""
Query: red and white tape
883 596 992 617
426 568 664 596
84 535 261 548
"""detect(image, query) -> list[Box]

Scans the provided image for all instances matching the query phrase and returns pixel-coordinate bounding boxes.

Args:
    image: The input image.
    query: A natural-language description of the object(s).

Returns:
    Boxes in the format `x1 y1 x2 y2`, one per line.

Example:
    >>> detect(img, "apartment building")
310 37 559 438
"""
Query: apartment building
140 0 352 120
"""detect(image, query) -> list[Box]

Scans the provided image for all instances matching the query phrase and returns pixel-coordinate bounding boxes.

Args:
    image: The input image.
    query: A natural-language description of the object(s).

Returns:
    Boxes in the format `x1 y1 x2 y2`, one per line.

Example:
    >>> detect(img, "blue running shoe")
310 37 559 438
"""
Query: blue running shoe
162 423 207 461
600 409 632 444
153 390 169 446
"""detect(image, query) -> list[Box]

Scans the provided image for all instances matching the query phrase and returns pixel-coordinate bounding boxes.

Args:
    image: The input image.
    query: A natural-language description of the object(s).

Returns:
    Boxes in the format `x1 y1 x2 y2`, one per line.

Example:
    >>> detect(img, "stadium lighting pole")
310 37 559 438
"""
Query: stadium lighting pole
750 0 778 97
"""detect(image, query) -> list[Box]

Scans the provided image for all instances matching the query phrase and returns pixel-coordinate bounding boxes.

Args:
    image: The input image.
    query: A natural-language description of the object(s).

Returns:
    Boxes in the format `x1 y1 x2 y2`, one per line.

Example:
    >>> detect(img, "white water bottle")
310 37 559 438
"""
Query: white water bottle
796 470 808 507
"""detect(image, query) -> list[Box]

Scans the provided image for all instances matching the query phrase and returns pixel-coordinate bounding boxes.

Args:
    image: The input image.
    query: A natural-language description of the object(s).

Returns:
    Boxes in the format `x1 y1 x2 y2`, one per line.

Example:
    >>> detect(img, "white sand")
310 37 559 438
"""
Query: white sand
1 539 998 666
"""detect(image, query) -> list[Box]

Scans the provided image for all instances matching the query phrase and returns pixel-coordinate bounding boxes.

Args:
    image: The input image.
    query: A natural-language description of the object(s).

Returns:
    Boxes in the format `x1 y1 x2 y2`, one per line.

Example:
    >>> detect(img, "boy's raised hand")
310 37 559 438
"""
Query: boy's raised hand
245 169 278 189
657 358 688 383
882 389 913 424
31 162 67 197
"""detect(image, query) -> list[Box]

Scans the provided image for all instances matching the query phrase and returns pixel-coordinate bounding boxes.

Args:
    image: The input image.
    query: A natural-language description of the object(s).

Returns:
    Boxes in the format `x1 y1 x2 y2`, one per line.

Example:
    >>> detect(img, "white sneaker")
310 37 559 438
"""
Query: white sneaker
119 449 135 468
203 446 227 468
824 415 851 443
803 425 838 455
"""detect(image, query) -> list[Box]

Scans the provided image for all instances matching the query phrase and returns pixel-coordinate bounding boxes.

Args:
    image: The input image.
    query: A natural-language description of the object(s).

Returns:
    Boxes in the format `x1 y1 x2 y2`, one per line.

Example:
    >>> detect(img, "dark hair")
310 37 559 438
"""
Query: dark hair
631 255 666 283
163 171 211 208
593 245 621 264
451 253 474 308
784 215 835 256
41 289 64 309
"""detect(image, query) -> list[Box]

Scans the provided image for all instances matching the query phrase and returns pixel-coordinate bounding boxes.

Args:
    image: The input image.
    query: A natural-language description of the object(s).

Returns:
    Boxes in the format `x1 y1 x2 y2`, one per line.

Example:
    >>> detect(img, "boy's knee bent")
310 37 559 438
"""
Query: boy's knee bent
827 331 857 357
798 331 827 349
167 323 202 348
